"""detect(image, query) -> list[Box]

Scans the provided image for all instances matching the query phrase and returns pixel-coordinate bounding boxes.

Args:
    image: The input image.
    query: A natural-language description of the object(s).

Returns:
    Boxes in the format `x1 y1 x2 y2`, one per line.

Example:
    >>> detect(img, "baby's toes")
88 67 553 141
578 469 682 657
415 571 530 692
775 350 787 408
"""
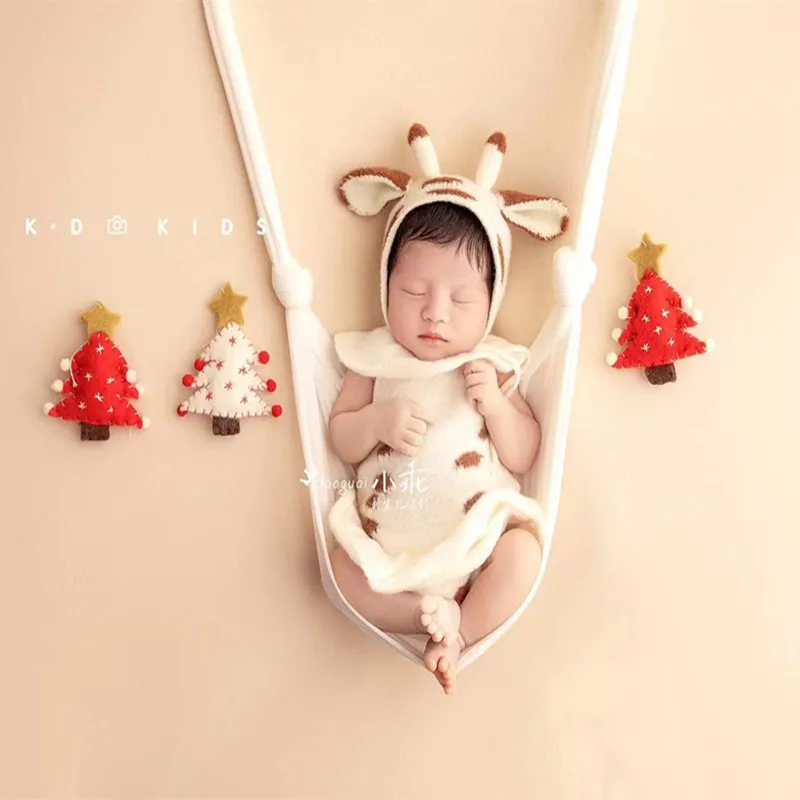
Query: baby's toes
438 661 455 692
420 596 437 615
424 646 440 673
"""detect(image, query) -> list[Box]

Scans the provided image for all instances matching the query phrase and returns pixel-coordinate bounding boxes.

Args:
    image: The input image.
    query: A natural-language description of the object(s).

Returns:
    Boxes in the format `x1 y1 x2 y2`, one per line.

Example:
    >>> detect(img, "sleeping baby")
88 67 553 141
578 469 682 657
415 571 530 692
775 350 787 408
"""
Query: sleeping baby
327 124 569 694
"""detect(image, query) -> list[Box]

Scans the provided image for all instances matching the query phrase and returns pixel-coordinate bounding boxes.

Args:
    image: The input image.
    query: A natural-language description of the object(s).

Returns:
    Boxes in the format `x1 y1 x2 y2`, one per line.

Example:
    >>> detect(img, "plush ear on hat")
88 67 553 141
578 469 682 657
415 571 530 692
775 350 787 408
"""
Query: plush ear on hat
497 190 570 241
338 167 411 217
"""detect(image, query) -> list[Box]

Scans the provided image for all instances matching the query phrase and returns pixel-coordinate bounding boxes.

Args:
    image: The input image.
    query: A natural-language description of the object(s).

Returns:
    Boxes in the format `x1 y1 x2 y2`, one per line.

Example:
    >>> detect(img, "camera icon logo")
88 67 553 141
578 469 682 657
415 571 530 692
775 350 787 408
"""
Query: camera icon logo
107 215 128 236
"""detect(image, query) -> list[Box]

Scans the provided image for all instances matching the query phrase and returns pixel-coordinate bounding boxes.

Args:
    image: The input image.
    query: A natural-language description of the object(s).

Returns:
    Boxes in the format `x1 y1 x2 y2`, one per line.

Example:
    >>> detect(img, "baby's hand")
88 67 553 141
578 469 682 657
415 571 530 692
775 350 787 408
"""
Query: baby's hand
462 360 507 417
372 398 434 457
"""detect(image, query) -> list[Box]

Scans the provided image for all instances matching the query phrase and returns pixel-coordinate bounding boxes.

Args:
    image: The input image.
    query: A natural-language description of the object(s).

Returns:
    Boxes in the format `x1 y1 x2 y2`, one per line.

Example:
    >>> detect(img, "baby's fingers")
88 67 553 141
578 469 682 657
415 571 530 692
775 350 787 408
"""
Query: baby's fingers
401 430 424 448
462 359 492 374
464 372 487 389
407 401 435 426
406 417 428 436
466 384 484 404
395 440 419 457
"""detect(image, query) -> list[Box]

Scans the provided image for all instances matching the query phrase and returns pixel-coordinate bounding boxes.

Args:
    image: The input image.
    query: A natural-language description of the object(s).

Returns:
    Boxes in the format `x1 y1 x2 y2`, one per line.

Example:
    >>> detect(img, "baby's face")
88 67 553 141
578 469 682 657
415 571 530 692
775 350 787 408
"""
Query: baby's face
386 239 491 361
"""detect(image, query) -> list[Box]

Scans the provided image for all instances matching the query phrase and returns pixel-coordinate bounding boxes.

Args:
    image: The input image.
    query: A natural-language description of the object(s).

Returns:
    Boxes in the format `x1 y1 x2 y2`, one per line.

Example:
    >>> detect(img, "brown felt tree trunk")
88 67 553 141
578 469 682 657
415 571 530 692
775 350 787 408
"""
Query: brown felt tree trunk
645 363 677 385
80 423 110 441
212 416 240 436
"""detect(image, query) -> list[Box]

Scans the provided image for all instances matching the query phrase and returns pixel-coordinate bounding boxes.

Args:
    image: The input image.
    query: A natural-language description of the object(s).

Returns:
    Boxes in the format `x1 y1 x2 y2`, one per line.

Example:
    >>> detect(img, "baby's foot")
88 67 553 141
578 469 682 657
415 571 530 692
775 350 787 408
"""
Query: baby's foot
424 633 465 696
416 595 461 645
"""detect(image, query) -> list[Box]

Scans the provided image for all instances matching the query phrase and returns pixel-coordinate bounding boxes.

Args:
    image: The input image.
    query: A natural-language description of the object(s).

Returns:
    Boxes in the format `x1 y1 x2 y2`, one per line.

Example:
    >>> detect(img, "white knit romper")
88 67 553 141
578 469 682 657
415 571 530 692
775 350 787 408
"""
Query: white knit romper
329 327 543 599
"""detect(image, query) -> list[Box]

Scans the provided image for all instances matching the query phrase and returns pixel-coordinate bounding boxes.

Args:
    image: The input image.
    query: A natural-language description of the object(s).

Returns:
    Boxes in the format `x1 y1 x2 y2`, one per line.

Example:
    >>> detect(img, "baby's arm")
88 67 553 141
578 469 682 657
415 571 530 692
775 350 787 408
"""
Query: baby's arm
484 372 541 475
329 369 378 464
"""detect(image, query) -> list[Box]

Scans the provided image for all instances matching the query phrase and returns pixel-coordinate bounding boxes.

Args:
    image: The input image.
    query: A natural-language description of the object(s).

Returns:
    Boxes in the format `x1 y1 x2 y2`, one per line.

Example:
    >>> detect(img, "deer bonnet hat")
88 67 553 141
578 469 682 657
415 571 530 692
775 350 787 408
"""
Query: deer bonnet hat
337 123 571 342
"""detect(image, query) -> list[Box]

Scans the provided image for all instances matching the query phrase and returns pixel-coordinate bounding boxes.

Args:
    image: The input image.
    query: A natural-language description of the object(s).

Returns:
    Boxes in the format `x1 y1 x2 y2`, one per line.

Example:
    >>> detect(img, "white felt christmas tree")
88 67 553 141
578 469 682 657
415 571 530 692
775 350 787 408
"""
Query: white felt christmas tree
178 283 282 435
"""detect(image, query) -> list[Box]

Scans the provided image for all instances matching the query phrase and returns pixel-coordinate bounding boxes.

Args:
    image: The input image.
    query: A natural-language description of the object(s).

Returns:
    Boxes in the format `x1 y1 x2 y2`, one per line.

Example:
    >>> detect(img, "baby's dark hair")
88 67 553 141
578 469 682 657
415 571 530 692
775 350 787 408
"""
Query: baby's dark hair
386 202 494 293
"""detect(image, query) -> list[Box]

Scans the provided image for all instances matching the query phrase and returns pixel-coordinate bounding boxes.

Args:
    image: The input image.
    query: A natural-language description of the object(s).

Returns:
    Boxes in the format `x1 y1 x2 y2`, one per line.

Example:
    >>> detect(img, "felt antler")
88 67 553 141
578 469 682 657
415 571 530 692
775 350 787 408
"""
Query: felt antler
407 123 441 177
475 132 506 189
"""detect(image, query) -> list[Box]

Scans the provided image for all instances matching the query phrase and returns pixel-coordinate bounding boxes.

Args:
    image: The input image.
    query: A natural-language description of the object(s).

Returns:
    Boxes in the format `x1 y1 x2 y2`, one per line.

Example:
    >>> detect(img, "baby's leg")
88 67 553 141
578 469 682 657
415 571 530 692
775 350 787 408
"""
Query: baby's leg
458 526 542 647
330 546 460 640
421 527 540 696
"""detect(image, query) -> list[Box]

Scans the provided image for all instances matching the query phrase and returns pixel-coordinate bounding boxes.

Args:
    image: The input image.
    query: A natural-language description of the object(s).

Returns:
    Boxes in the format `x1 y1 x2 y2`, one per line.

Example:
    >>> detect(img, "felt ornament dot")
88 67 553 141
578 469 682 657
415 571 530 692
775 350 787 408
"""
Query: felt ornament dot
177 404 188 417
43 402 54 415
266 379 277 392
51 379 64 392
60 358 71 372
691 308 703 323
126 369 137 383
182 374 194 387
135 384 144 397
258 350 270 364
605 353 618 366
611 328 622 342
682 296 693 310
194 358 206 371
617 306 629 320
706 339 716 352
142 416 151 429
271 404 283 417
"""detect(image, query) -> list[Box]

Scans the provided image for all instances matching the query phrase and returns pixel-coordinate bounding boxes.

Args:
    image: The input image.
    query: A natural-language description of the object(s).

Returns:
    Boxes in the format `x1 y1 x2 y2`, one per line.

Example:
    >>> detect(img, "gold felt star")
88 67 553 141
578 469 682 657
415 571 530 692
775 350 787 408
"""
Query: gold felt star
628 233 667 279
80 301 121 336
209 282 247 328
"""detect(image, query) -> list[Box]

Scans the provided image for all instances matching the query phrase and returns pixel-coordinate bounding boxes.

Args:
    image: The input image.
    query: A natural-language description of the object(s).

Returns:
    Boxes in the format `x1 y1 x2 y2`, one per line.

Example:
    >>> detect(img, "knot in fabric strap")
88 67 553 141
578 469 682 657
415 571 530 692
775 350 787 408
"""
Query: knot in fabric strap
272 257 313 310
552 245 597 307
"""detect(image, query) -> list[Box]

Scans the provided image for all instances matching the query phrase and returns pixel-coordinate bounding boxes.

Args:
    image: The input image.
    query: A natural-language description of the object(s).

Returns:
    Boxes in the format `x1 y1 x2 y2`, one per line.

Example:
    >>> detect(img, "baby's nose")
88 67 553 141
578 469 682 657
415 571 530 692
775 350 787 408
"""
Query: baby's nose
423 294 450 323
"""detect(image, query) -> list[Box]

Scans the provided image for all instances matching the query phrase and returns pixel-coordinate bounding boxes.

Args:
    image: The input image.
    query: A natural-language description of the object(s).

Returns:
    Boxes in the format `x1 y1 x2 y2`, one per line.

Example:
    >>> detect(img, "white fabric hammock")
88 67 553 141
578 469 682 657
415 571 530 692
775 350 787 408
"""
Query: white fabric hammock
201 0 638 672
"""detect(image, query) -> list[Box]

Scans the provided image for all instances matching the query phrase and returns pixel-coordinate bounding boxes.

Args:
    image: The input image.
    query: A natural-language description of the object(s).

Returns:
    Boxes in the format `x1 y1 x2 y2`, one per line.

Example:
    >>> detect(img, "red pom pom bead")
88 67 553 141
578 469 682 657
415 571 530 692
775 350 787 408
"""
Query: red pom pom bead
194 358 206 371
177 405 188 417
182 374 194 387
258 350 270 364
266 379 277 392
271 404 283 418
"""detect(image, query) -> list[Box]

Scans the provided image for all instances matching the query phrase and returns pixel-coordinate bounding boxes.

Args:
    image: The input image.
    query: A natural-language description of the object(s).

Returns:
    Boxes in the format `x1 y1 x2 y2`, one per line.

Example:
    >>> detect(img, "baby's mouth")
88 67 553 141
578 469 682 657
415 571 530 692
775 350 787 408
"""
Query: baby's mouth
419 331 447 342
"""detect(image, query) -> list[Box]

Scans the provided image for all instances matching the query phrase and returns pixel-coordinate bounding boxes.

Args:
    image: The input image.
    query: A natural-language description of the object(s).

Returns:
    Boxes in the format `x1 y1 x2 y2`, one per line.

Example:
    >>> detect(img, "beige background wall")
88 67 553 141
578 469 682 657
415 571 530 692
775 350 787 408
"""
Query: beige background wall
1 0 797 797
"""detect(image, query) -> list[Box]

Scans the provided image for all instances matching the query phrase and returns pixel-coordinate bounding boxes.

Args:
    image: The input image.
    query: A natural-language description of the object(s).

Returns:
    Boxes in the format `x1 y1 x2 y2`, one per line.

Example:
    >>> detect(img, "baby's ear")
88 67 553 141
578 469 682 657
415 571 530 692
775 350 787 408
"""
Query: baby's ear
338 167 411 216
497 190 569 240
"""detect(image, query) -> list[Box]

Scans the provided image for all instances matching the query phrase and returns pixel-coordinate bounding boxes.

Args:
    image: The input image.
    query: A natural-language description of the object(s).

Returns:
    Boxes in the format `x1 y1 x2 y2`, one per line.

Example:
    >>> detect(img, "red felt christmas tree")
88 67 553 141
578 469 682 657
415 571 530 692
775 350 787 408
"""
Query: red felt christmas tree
44 302 150 440
177 283 282 436
606 234 714 385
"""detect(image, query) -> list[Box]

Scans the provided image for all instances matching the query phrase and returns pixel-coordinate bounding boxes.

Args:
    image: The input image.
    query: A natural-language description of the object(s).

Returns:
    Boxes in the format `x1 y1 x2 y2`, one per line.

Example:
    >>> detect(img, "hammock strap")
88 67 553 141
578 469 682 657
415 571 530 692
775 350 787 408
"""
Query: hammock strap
574 0 638 260
522 0 638 374
202 0 312 311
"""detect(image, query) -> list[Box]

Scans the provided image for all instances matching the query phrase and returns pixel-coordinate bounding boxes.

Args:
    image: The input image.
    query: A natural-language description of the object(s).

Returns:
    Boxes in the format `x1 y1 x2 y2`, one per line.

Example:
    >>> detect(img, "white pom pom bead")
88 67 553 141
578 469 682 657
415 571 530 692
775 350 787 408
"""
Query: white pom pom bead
606 353 618 366
705 339 716 353
611 328 622 342
617 306 629 320
691 308 703 323
126 369 137 383
135 384 144 397
60 358 71 372
141 416 151 429
43 402 54 415
682 296 693 310
50 379 64 393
